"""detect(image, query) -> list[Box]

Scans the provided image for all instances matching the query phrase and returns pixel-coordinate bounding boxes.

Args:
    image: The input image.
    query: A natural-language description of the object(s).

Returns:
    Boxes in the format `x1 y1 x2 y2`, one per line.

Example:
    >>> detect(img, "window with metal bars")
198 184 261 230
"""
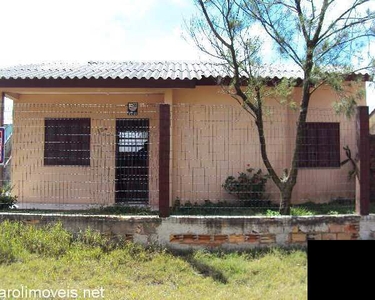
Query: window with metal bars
298 122 340 168
44 118 91 166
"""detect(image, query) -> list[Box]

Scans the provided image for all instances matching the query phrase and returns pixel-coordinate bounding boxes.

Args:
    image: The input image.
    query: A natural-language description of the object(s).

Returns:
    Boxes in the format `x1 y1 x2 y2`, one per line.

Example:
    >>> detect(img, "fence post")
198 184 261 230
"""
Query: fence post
356 106 370 215
0 93 4 187
159 104 171 217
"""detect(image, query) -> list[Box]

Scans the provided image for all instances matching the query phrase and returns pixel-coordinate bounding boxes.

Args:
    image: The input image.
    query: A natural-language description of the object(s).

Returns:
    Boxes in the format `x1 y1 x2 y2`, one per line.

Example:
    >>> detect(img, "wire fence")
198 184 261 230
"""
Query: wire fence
1 102 358 215
171 104 356 215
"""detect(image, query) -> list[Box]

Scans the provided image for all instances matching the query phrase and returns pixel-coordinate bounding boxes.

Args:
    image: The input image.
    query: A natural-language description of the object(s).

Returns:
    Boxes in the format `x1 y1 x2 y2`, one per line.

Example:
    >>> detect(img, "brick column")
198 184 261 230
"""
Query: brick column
159 104 171 217
356 106 370 215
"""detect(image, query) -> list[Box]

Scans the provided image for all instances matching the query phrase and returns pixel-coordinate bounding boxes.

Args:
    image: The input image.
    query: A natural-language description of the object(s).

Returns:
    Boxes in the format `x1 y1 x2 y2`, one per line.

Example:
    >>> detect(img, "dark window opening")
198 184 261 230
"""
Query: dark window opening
44 118 91 166
298 122 340 168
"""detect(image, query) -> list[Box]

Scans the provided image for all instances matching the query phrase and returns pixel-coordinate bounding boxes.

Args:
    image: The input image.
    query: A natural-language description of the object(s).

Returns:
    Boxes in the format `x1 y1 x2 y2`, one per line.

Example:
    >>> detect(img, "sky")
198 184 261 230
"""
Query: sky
0 0 374 111
0 0 203 65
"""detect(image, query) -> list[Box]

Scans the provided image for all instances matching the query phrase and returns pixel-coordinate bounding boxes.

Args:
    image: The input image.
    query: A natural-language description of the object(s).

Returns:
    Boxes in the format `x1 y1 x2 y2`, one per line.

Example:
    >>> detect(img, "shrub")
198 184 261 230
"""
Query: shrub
265 209 281 217
223 168 269 205
75 228 126 253
290 207 314 216
0 185 17 209
20 222 72 257
0 221 25 263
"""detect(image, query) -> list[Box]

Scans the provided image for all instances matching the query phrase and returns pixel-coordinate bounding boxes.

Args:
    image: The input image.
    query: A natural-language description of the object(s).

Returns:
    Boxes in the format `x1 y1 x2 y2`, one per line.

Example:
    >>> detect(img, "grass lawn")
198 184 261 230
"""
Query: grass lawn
0 221 307 300
0 200 356 217
171 199 356 216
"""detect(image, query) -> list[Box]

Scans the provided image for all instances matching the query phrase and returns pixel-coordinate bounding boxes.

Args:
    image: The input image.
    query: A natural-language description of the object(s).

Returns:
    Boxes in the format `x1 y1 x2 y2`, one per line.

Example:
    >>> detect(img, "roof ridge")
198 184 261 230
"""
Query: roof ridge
0 60 221 70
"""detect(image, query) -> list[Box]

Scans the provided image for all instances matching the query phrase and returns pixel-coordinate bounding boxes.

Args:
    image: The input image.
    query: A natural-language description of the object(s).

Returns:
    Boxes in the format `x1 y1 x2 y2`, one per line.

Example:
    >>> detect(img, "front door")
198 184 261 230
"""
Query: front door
115 119 149 204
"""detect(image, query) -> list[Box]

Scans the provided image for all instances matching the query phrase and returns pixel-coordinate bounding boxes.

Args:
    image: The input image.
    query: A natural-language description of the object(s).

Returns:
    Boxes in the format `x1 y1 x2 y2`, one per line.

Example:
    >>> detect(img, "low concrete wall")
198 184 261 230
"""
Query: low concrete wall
1 213 374 250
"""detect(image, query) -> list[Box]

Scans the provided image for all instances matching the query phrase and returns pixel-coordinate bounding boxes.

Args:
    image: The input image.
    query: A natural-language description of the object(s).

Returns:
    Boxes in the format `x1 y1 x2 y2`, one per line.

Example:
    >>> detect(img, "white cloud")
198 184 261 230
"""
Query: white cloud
0 0 200 66
138 26 207 61
168 0 189 7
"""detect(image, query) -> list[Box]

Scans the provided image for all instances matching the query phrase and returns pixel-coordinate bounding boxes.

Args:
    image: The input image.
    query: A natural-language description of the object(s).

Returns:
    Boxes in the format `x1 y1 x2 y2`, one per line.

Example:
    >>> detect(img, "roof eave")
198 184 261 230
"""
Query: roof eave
0 78 198 89
0 73 368 89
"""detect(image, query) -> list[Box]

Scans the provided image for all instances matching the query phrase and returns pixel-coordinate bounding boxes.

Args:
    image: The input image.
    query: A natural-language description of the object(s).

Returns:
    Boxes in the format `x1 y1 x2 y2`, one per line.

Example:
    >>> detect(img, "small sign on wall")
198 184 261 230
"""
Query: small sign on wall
127 102 139 116
0 127 4 165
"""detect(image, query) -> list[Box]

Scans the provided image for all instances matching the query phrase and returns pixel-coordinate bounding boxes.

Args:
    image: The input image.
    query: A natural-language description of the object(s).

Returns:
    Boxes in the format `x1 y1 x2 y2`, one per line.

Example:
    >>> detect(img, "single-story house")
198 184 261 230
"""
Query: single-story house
0 61 369 210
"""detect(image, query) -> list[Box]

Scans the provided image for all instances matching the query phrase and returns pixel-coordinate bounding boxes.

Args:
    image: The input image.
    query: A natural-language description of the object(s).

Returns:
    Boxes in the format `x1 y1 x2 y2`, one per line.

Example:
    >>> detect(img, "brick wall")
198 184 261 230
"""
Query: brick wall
159 216 360 249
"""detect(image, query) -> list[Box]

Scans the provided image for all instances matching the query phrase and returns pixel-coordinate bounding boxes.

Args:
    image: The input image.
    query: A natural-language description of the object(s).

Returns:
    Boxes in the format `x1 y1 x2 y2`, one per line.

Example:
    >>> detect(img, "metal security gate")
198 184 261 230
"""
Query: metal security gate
115 119 149 204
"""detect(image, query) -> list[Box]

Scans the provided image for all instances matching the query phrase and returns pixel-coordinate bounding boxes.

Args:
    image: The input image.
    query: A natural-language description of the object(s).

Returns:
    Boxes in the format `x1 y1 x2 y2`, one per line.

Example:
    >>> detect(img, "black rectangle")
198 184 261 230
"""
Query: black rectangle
308 240 374 299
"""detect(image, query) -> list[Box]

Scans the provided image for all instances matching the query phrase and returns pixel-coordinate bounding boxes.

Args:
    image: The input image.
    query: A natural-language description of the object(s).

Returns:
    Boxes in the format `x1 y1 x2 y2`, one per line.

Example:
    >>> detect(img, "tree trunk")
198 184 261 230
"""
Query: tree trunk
279 56 314 215
279 187 293 215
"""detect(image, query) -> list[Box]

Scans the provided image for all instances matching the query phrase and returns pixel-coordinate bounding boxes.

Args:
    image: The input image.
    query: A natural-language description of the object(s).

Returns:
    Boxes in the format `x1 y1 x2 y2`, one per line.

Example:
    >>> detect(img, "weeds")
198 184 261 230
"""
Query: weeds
0 221 307 300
